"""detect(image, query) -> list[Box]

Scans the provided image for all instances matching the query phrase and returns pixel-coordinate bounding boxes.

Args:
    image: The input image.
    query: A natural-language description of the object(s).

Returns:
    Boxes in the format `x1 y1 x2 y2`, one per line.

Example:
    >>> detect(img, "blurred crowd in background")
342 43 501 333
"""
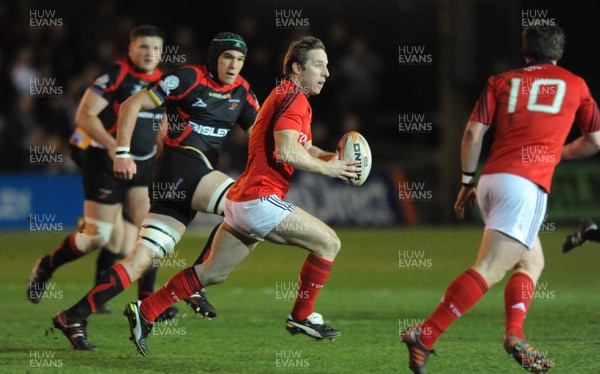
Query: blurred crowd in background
1 0 595 176
0 0 397 174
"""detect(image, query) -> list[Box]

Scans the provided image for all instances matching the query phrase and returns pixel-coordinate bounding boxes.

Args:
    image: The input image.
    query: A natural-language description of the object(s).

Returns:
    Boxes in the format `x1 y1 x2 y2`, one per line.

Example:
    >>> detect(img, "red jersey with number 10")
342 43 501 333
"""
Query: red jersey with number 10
470 62 600 192
228 79 313 201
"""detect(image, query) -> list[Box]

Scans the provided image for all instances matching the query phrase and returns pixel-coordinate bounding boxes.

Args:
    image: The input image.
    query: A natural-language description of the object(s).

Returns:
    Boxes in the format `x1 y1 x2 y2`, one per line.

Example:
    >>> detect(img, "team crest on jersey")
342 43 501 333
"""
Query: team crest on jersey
159 75 180 95
95 74 110 89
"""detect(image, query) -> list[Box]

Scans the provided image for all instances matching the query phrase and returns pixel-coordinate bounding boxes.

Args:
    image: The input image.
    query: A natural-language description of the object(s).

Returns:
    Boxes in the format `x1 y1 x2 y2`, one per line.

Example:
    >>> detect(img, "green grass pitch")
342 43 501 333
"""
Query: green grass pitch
1 227 599 373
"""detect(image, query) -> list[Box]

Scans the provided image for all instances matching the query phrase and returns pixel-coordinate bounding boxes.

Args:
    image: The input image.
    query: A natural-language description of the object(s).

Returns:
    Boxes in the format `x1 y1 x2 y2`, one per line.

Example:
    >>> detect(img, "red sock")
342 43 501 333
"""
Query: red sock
504 271 534 339
291 253 333 321
420 269 488 349
140 267 202 323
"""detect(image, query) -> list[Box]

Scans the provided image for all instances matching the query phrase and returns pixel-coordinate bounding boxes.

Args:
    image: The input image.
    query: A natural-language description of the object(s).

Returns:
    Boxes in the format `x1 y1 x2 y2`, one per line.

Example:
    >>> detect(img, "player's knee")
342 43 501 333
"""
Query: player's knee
318 233 341 259
78 218 115 253
207 177 234 215
200 268 230 286
137 218 182 258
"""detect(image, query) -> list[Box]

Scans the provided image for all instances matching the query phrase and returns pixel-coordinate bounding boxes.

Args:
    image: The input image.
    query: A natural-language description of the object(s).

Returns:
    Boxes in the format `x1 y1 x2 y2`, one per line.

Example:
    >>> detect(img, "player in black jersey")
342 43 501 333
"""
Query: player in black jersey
25 25 172 330
51 32 260 351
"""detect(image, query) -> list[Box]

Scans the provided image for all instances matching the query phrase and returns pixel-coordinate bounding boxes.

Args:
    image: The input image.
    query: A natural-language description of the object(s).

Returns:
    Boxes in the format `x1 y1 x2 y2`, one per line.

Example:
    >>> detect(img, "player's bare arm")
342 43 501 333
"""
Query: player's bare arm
454 120 489 219
306 142 336 161
113 89 158 180
561 131 600 160
274 129 359 180
75 89 113 155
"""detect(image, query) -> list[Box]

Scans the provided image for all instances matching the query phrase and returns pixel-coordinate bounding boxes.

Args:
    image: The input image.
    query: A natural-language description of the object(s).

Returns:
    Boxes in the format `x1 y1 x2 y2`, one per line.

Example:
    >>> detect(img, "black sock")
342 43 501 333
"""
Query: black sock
68 264 131 320
138 266 158 299
193 223 220 265
585 228 600 242
42 233 84 274
95 247 121 285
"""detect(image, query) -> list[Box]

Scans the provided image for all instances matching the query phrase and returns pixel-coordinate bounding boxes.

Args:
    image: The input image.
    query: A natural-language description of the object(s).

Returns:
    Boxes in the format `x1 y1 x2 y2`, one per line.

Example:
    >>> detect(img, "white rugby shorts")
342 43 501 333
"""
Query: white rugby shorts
477 173 547 249
224 195 294 240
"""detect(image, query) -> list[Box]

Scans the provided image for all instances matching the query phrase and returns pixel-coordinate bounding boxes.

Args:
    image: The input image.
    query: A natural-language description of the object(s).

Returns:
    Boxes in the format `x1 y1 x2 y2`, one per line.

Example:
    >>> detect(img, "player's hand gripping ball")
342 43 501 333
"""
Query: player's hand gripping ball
337 131 372 186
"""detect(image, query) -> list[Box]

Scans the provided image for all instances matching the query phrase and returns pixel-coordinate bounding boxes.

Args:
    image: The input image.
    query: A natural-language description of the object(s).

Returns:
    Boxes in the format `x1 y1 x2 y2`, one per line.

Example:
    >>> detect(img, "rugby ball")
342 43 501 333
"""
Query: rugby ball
336 131 372 187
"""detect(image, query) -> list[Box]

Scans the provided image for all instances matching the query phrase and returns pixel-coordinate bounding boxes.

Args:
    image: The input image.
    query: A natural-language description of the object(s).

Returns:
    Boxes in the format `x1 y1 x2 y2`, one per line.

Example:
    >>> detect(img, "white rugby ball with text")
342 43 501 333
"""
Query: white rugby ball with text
337 131 372 187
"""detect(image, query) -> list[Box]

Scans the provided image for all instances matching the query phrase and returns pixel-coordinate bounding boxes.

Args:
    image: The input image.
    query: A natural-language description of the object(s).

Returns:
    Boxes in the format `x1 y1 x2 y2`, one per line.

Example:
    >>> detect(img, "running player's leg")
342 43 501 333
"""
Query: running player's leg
138 223 257 323
28 200 120 303
265 205 342 339
185 170 234 317
28 146 122 303
504 235 544 340
503 236 552 371
95 208 125 286
93 209 126 314
190 170 233 264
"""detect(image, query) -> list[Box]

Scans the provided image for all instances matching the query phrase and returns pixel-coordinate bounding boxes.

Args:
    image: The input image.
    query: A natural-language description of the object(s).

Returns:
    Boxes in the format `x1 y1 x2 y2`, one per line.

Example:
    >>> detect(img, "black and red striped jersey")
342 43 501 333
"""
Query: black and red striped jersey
92 58 164 157
147 65 260 168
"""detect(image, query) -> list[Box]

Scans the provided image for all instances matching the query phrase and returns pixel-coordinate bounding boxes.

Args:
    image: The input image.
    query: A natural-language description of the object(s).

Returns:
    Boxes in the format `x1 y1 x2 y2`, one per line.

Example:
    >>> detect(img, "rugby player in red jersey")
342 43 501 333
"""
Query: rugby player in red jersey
401 25 600 373
51 32 260 351
27 25 172 315
122 36 361 356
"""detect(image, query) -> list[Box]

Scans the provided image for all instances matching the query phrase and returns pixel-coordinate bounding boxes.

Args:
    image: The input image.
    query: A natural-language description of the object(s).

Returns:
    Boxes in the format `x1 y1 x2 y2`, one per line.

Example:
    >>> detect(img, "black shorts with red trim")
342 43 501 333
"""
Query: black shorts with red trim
83 146 154 204
149 146 213 226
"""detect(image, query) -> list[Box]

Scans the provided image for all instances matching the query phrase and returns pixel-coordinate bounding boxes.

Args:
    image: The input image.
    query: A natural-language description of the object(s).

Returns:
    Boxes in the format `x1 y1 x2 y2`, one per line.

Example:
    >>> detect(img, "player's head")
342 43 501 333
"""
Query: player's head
521 24 565 62
128 25 165 73
207 32 247 85
283 36 329 96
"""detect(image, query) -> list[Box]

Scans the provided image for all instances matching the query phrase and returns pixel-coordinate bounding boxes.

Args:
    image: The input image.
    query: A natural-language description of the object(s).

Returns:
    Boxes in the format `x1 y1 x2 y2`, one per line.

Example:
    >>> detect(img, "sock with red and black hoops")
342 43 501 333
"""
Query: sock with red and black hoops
193 223 220 265
140 267 202 323
419 268 489 350
67 263 131 320
291 253 333 321
504 271 534 339
40 233 84 275
138 266 158 300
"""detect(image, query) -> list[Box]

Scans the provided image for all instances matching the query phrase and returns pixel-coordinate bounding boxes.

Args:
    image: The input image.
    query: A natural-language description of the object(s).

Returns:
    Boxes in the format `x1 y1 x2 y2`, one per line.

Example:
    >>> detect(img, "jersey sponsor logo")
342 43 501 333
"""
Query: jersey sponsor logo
188 121 230 137
159 75 180 95
208 92 231 99
192 98 208 108
94 74 110 89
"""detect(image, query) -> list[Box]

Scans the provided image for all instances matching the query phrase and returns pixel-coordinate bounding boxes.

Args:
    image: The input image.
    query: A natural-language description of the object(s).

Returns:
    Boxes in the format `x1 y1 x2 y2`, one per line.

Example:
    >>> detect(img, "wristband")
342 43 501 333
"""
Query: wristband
116 146 130 153
461 171 476 186
115 153 131 159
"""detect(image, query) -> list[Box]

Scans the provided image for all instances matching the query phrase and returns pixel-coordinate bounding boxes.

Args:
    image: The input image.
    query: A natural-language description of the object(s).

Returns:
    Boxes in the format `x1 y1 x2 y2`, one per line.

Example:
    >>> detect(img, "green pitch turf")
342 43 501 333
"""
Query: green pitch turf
1 227 599 373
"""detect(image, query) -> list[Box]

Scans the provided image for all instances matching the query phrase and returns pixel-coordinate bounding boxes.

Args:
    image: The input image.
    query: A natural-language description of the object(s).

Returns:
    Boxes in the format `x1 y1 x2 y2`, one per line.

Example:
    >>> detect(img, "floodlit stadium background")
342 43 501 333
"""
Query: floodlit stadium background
2 0 598 230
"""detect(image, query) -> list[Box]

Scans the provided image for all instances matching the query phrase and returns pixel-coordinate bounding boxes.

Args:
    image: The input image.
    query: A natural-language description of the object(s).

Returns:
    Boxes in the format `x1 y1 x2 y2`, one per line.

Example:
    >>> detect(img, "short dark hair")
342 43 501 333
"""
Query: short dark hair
130 25 165 43
282 36 325 76
521 24 565 61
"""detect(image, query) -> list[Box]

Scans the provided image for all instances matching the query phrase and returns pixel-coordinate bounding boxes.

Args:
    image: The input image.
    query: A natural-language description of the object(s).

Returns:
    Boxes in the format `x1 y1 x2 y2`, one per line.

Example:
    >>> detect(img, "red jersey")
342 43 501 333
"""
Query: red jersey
228 79 312 201
470 62 600 192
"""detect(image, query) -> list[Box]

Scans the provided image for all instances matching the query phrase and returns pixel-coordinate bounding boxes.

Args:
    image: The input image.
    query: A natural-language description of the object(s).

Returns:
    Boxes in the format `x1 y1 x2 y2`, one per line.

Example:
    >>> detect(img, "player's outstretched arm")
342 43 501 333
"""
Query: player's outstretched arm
75 88 112 154
274 129 359 180
113 89 158 180
561 131 600 160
